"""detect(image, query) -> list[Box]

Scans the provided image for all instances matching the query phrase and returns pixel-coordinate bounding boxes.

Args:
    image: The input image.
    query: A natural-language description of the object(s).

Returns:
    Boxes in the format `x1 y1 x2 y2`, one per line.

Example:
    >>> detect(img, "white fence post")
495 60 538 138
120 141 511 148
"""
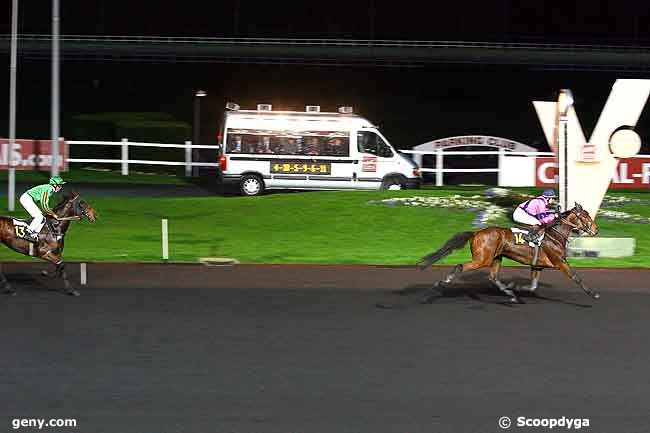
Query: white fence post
121 138 129 175
185 140 192 177
162 219 169 261
80 262 87 285
497 148 505 186
436 149 443 186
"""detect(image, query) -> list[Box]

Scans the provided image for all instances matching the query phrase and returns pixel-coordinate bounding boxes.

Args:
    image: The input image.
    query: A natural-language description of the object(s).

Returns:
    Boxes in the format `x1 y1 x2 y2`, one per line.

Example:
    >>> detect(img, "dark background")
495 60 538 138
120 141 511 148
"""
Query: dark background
1 1 649 151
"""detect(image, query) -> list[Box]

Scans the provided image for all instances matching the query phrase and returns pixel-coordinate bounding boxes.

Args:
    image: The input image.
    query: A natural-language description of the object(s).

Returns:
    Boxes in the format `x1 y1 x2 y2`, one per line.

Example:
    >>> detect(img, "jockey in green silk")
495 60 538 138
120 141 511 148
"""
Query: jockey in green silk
19 176 66 243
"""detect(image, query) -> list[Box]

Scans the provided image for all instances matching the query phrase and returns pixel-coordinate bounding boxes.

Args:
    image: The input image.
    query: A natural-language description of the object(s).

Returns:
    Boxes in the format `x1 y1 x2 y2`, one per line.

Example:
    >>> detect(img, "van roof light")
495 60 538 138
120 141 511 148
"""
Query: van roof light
257 104 273 111
306 105 321 113
225 102 240 111
338 106 354 114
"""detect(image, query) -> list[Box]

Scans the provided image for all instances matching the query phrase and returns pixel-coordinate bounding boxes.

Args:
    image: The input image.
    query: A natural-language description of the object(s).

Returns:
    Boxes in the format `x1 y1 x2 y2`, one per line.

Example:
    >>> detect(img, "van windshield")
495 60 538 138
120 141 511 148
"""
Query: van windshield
225 129 349 157
357 131 393 157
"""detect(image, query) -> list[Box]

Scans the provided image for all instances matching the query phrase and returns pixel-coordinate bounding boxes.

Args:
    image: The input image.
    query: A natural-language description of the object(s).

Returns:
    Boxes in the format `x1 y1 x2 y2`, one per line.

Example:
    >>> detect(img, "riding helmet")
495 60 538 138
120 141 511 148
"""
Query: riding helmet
49 175 66 186
542 189 556 198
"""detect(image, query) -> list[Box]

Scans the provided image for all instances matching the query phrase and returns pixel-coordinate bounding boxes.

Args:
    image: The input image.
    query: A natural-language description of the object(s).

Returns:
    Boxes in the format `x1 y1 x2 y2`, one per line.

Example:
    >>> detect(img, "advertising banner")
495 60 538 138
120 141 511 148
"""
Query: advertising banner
536 157 650 189
0 139 68 171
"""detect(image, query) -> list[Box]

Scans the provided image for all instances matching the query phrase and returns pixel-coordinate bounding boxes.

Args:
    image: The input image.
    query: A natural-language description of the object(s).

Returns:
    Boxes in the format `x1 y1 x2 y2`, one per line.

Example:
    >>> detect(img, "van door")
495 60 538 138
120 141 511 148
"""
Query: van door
354 130 399 189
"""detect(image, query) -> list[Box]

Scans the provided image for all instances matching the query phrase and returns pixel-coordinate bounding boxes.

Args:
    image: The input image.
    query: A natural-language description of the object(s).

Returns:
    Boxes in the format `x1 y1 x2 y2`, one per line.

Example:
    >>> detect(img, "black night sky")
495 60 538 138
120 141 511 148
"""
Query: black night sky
1 1 650 151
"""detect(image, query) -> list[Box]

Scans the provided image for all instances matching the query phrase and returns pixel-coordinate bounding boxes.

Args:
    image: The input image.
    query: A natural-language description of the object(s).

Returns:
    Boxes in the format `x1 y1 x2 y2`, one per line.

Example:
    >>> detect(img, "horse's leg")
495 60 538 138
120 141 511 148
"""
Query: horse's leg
422 264 462 303
43 255 79 297
56 263 79 296
553 258 600 299
0 263 16 295
517 269 541 294
425 247 498 303
488 257 522 303
432 264 463 289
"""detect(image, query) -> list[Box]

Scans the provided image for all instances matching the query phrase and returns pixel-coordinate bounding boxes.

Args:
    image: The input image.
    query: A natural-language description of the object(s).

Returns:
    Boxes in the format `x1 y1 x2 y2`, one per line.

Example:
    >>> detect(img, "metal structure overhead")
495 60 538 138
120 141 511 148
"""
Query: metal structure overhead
1 34 650 71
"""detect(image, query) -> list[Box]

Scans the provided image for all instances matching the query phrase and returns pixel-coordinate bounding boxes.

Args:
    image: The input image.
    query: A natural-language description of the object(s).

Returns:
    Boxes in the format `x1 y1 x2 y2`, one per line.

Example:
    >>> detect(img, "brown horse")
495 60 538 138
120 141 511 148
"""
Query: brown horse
0 191 98 296
417 203 599 304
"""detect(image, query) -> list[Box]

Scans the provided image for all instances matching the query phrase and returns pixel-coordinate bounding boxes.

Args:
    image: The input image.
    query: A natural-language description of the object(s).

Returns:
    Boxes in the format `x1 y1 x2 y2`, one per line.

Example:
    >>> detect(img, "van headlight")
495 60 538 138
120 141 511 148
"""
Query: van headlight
413 168 421 177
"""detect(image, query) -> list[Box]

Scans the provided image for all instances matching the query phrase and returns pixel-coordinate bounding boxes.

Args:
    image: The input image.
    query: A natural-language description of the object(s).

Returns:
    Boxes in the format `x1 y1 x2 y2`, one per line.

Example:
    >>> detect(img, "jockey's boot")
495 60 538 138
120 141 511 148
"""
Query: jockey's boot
524 226 542 244
24 230 39 243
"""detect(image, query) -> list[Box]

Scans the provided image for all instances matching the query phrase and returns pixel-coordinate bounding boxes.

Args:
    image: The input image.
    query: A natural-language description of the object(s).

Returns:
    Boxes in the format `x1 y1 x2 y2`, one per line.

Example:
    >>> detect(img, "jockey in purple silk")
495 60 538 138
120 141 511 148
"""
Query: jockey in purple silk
512 189 558 243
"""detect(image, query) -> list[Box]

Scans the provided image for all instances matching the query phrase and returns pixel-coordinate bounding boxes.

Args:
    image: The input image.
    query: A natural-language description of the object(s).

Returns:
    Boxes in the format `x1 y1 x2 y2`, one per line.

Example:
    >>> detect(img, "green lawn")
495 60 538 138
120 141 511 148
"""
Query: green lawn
0 187 649 267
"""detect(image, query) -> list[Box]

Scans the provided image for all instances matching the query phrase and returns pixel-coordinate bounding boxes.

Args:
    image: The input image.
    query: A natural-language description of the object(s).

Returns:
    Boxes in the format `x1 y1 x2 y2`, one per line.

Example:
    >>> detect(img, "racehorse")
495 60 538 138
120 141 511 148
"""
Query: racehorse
417 203 599 304
0 191 98 296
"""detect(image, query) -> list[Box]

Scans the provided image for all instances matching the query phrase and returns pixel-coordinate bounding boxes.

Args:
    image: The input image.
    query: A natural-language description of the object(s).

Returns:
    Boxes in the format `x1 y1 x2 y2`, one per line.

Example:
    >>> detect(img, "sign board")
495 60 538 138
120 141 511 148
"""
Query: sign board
536 157 650 189
533 79 650 217
414 135 537 152
0 139 68 171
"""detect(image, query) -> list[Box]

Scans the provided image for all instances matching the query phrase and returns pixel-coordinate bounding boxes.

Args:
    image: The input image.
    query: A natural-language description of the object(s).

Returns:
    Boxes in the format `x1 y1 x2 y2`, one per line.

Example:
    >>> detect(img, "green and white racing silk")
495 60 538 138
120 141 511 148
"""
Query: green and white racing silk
26 184 56 215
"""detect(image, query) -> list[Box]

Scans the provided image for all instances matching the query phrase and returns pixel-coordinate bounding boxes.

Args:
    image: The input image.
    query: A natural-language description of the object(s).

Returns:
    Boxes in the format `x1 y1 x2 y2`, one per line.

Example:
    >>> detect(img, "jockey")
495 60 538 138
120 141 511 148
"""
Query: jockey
512 189 558 243
19 175 66 243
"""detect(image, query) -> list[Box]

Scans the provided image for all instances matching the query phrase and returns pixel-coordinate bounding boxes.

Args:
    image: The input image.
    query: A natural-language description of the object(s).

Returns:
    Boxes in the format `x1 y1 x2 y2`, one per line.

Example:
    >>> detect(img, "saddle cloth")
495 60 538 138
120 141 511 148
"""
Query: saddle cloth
12 218 28 227
511 227 544 248
12 218 46 238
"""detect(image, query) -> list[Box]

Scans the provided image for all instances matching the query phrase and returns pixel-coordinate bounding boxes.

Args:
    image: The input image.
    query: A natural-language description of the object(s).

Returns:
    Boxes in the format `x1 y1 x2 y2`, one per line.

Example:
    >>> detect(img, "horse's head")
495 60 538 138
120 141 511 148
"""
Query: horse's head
56 191 98 222
565 202 598 236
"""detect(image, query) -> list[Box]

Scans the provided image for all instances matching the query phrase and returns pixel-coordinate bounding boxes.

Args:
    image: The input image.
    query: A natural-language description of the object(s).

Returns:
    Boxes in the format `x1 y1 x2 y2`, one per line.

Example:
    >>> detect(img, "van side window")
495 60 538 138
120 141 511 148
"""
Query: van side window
226 129 349 156
227 134 243 153
357 131 393 157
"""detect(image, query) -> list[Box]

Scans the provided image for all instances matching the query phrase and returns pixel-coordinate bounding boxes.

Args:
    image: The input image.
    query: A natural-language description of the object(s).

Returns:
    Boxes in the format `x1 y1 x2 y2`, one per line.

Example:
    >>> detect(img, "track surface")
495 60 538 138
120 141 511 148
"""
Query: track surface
1 264 650 433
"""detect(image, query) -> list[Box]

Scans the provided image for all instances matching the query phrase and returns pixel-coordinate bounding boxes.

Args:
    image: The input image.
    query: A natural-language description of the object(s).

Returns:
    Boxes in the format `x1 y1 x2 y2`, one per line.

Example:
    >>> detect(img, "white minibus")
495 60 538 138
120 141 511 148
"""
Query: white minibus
216 103 421 196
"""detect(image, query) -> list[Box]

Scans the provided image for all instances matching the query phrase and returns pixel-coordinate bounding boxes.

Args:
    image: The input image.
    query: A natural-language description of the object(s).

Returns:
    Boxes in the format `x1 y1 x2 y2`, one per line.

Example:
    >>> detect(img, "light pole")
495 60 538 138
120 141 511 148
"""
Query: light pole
7 0 18 211
557 88 574 213
192 90 207 177
51 0 60 177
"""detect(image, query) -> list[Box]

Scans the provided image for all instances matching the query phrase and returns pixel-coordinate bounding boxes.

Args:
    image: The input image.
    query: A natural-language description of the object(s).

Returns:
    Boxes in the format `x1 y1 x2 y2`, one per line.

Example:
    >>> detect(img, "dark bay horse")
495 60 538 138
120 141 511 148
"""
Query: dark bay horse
0 191 98 296
418 203 599 304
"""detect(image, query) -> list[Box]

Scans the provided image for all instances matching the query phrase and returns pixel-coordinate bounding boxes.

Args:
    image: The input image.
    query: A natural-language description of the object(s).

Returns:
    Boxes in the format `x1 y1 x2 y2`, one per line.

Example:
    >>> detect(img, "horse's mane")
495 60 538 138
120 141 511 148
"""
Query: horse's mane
52 192 76 212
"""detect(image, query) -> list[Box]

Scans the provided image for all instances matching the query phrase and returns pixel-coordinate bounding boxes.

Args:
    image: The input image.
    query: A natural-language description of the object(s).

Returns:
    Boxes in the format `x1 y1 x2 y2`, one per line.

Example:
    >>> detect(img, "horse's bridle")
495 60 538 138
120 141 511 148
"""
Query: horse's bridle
564 210 596 236
55 195 87 221
545 209 596 248
549 209 596 240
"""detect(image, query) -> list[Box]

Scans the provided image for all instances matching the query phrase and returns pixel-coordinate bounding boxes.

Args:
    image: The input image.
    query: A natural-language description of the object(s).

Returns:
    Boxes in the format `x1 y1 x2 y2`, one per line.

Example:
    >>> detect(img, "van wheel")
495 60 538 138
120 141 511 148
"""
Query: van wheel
240 175 265 196
381 175 406 190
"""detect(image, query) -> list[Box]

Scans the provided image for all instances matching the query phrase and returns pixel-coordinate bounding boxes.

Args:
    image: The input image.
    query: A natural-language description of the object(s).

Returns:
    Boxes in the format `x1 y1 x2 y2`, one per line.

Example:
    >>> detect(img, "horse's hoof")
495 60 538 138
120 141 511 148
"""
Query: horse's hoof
510 297 524 304
3 288 16 296
592 293 601 300
505 282 516 290
66 289 80 297
41 270 49 277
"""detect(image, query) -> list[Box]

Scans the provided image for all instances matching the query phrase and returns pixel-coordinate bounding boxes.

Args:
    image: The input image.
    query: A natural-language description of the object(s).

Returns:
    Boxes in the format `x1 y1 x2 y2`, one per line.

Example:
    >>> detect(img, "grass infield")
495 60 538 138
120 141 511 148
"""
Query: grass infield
0 180 648 267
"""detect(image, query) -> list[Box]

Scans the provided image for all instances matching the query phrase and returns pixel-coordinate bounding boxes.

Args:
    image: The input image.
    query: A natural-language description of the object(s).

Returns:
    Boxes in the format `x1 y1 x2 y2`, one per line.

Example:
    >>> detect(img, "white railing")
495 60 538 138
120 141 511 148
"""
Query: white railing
400 149 555 186
66 139 220 176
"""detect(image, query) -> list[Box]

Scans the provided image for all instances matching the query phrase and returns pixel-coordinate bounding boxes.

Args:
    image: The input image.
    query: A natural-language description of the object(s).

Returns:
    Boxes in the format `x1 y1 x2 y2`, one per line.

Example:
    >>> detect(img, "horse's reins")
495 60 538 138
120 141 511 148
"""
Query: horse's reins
52 196 84 221
546 211 595 247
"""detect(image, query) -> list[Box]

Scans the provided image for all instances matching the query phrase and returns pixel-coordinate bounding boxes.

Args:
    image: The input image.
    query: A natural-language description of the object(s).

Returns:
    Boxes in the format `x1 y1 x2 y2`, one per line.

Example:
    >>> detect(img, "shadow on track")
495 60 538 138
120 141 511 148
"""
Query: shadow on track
376 277 593 309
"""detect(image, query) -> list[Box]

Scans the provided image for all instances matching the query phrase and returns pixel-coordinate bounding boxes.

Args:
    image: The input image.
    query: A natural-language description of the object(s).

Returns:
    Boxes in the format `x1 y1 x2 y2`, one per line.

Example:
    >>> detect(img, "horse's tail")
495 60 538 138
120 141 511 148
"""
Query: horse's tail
417 231 474 270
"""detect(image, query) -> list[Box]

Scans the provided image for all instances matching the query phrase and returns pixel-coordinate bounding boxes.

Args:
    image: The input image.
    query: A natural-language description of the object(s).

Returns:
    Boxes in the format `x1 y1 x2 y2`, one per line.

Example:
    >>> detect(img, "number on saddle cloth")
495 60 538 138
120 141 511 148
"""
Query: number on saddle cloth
12 219 29 239
510 227 543 247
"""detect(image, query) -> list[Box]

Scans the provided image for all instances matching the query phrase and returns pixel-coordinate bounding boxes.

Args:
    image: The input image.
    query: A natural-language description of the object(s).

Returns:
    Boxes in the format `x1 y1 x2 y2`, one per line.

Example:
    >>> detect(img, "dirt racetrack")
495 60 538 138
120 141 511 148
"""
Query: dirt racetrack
2 263 650 433
1 262 649 293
